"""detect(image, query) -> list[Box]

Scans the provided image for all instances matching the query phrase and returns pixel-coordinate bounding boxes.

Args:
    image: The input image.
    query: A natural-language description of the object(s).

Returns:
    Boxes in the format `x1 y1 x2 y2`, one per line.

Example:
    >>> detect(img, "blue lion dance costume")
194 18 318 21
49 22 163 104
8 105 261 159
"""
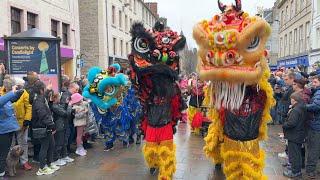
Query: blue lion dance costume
123 86 143 144
83 64 139 150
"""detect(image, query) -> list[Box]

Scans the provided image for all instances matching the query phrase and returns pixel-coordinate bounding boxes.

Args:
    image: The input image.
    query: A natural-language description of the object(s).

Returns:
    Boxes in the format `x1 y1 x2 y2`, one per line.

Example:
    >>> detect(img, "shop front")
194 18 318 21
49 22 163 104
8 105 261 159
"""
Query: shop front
269 65 278 71
277 55 309 71
60 47 75 79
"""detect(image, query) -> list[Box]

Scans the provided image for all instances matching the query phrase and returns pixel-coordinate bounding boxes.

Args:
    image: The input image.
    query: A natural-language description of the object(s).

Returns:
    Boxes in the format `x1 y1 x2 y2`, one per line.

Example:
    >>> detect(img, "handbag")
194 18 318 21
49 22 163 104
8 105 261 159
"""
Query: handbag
32 128 48 139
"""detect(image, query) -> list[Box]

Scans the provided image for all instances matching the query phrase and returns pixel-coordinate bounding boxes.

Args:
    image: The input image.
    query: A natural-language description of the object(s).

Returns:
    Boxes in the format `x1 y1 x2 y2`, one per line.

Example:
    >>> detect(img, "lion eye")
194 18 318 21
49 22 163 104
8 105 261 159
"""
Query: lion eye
162 37 170 44
134 38 149 53
105 86 115 96
247 36 260 51
206 51 215 64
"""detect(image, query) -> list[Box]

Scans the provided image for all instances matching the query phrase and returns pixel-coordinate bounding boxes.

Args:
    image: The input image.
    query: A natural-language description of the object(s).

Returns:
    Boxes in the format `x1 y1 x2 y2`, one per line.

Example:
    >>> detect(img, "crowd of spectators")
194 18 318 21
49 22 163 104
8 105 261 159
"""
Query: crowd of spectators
269 66 320 178
0 63 95 177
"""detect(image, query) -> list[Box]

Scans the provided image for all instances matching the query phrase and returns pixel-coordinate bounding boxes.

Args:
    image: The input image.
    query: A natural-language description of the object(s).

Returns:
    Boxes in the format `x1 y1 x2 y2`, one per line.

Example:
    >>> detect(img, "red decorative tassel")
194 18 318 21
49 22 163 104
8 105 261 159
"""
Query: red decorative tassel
192 112 204 129
171 94 182 120
219 108 226 126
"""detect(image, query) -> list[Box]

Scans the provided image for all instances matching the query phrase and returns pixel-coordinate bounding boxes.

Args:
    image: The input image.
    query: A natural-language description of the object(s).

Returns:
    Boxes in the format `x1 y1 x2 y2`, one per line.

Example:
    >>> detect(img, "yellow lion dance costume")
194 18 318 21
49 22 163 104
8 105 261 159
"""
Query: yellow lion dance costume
193 0 275 179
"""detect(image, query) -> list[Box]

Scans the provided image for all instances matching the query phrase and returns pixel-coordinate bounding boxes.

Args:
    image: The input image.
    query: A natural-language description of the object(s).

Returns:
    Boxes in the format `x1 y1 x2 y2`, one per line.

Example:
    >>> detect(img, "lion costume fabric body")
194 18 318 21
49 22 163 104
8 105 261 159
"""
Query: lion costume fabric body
193 0 275 179
129 21 186 180
82 64 133 148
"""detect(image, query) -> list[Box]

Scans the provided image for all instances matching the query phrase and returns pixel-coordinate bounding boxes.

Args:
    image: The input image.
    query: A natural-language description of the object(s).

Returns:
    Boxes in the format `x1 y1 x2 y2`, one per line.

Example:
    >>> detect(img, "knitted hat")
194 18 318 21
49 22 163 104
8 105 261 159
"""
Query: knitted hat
70 93 83 105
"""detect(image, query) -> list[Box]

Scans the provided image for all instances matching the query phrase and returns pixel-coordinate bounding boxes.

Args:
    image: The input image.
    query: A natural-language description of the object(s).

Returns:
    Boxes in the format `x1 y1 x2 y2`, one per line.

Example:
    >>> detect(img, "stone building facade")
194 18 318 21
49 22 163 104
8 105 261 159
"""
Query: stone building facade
79 0 159 73
259 3 280 69
277 0 312 70
0 0 80 78
310 0 320 66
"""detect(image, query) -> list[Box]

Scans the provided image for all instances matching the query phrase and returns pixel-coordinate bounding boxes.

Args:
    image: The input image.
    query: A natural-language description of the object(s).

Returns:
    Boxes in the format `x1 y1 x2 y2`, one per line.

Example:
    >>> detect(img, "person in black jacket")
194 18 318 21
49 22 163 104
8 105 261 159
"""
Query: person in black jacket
22 71 41 162
50 93 73 166
282 92 307 178
31 81 59 176
60 81 79 154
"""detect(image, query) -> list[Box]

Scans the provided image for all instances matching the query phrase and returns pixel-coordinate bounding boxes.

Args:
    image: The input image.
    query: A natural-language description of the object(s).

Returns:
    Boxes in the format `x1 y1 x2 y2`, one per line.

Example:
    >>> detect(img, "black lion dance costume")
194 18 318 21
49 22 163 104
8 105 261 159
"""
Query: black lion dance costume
129 21 186 180
193 0 275 179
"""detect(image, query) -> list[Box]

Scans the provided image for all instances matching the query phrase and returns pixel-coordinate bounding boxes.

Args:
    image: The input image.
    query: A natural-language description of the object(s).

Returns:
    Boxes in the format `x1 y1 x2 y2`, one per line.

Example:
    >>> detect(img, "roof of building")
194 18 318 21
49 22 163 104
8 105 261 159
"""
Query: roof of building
7 28 58 40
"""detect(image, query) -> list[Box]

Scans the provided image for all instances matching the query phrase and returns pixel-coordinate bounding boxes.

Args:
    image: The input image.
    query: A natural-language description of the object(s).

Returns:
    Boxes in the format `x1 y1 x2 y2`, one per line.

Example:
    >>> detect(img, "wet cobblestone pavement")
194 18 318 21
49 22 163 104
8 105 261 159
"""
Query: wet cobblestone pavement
7 124 320 180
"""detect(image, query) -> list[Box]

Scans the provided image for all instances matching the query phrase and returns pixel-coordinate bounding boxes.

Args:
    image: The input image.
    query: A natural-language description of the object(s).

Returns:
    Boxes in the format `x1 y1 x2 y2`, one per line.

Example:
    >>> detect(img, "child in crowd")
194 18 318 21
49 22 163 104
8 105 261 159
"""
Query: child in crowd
50 93 74 166
69 93 88 156
282 92 307 178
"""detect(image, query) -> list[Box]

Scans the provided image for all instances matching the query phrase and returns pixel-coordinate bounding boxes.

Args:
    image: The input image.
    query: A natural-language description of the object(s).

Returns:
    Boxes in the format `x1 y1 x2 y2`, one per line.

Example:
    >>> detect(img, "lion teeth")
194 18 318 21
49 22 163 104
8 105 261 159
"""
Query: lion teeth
212 81 246 110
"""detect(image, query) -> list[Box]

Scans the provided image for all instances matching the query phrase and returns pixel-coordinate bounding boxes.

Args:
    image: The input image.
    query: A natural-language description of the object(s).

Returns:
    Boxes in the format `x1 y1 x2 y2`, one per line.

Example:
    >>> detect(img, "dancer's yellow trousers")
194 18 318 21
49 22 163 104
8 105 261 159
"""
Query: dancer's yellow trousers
221 137 267 180
142 140 176 180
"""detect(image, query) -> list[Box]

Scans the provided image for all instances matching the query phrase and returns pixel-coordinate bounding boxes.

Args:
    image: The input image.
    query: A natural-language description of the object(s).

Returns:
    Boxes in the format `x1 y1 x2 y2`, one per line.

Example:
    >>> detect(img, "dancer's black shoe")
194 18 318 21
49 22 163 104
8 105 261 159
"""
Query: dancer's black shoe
149 168 156 175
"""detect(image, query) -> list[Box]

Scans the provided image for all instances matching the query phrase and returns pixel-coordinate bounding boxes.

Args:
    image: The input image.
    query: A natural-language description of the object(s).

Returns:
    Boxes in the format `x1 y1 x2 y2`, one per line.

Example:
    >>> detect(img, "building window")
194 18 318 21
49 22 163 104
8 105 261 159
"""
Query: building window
281 10 284 26
301 0 305 10
318 0 320 15
113 37 117 55
119 10 122 29
146 9 148 24
126 42 129 55
27 12 37 30
51 19 59 37
62 23 69 45
130 18 132 28
289 32 292 55
120 40 123 56
285 6 288 22
125 15 128 32
317 28 320 48
112 6 116 25
142 8 145 22
294 28 298 53
299 25 304 53
134 0 137 13
306 21 310 51
11 7 21 34
284 34 287 56
290 0 294 19
280 37 283 57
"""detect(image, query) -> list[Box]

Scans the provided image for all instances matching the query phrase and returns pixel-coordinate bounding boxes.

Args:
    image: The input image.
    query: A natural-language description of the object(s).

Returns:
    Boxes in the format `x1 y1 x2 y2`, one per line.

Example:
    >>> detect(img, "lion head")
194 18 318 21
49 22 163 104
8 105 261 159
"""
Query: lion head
82 64 128 113
193 7 271 85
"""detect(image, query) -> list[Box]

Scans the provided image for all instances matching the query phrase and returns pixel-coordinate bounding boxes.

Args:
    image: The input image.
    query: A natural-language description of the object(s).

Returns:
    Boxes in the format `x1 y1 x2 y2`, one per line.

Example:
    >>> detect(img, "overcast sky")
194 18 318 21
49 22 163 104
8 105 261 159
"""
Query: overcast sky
145 0 277 48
